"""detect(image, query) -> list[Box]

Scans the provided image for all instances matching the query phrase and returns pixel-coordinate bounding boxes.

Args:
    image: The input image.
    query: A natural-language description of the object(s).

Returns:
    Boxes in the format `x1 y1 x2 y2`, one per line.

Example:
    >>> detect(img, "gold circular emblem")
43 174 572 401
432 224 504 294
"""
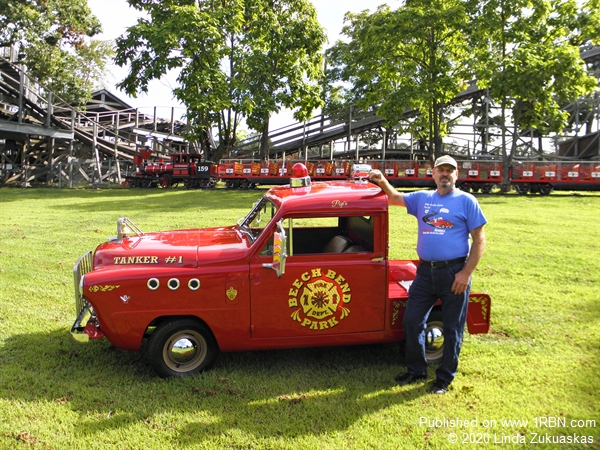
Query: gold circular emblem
289 268 351 331
300 279 340 320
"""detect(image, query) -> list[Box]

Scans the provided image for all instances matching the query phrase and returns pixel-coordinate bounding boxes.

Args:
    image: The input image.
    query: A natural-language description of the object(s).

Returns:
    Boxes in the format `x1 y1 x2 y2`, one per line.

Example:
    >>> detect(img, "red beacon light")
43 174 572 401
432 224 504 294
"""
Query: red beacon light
290 163 311 188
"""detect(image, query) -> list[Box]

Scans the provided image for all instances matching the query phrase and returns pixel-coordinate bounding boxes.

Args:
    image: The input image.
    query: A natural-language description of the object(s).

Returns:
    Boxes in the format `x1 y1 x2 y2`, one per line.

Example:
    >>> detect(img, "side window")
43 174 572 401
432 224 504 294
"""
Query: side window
258 235 274 256
289 215 373 255
346 216 374 252
257 215 375 257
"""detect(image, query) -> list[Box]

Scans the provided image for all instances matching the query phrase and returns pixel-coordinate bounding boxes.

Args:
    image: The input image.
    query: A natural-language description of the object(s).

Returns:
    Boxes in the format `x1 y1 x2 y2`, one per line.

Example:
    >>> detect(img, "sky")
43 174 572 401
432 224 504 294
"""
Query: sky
87 0 396 129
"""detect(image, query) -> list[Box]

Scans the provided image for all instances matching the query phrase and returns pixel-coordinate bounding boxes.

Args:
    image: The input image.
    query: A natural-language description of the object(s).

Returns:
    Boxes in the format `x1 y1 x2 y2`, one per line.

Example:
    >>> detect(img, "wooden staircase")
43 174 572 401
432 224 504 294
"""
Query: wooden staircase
0 52 177 186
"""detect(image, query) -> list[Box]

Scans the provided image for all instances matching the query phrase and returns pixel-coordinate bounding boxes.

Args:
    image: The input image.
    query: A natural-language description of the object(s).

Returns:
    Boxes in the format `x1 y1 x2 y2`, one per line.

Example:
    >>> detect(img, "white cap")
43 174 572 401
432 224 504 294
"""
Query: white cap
434 155 457 169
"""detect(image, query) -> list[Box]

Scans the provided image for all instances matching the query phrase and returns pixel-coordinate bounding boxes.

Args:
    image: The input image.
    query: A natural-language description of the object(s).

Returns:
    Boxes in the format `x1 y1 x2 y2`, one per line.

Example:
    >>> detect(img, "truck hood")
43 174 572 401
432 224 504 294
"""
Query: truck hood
93 226 250 269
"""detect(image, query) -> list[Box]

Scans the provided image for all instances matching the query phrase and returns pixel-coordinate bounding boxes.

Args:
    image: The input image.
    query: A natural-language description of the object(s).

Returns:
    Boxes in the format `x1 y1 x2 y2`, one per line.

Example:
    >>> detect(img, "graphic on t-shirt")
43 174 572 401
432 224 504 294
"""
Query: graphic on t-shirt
422 209 453 229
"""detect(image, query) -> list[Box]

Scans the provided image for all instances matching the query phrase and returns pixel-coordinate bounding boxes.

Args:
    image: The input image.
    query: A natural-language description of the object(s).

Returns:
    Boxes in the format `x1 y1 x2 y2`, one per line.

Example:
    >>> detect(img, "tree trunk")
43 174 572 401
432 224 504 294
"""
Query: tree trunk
499 99 510 193
260 118 270 160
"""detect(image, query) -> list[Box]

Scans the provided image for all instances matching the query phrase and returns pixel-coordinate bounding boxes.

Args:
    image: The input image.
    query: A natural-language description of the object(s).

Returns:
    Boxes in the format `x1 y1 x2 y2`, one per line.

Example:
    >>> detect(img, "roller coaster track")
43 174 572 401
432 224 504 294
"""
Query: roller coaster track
0 56 165 163
235 81 482 158
0 43 598 169
233 45 600 159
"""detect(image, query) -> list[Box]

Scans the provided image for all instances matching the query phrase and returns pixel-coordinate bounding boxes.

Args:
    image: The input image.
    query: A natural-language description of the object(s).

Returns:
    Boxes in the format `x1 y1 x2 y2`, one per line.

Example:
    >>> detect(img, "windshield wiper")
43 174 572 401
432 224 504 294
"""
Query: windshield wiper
236 221 255 243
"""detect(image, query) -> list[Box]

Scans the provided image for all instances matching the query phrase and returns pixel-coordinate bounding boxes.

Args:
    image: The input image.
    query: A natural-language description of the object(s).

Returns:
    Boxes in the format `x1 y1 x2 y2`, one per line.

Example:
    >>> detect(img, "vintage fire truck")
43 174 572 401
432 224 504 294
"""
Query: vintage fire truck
71 164 491 377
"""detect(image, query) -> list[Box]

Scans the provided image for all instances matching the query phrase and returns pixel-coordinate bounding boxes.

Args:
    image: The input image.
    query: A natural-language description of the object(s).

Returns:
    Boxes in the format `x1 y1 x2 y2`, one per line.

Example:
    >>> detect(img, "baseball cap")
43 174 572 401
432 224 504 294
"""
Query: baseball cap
434 155 457 169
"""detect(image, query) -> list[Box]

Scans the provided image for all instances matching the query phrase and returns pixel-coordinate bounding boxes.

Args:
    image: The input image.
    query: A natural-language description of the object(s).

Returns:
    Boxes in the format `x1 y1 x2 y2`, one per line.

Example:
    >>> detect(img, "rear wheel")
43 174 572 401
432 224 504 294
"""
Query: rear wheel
145 319 219 377
425 309 444 364
514 183 528 195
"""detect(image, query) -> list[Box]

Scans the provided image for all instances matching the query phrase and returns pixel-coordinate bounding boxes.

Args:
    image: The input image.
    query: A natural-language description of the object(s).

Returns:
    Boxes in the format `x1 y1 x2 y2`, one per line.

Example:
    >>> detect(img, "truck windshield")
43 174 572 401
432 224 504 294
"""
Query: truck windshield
238 198 278 242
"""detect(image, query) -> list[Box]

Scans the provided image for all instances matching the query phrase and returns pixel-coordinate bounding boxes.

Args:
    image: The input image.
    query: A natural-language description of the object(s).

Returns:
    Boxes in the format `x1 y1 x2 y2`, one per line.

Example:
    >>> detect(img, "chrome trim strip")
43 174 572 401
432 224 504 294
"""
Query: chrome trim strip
73 251 93 317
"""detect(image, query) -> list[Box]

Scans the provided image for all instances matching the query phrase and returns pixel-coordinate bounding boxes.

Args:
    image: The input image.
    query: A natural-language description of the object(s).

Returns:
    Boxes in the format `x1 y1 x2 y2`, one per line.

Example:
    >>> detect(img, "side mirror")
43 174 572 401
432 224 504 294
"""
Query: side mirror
262 220 287 277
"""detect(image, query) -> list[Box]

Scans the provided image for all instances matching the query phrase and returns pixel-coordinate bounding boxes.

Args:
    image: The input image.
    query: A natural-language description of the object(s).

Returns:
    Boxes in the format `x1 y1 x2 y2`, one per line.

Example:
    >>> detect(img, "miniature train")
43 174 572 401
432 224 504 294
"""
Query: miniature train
123 150 600 194
124 149 217 189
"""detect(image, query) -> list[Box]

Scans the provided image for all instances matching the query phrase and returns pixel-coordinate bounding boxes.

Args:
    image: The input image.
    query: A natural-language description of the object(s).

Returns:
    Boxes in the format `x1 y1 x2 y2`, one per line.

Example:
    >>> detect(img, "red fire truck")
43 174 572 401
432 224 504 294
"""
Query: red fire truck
72 164 491 377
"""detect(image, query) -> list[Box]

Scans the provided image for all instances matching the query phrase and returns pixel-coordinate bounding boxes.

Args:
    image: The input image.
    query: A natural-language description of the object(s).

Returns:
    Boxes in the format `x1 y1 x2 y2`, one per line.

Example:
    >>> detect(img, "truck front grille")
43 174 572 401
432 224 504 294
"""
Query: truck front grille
73 251 93 317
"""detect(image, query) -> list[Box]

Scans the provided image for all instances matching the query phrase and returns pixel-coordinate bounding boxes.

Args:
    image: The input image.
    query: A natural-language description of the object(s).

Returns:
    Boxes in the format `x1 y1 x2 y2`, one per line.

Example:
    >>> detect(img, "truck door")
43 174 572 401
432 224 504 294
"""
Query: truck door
249 215 386 339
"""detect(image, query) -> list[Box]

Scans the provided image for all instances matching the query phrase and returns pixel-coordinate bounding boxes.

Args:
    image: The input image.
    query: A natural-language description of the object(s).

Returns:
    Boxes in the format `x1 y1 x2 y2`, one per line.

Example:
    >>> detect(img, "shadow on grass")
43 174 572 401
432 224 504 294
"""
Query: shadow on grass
0 329 424 445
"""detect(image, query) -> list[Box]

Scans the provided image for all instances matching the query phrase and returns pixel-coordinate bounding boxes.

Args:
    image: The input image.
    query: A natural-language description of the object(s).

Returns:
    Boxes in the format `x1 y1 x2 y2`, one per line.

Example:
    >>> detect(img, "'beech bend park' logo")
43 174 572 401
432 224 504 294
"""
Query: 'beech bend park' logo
289 268 351 330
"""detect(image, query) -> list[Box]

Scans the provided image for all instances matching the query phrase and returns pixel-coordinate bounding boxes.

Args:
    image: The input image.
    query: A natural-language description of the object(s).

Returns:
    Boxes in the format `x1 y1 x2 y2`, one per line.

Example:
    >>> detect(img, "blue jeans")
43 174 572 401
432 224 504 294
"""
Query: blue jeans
403 262 471 384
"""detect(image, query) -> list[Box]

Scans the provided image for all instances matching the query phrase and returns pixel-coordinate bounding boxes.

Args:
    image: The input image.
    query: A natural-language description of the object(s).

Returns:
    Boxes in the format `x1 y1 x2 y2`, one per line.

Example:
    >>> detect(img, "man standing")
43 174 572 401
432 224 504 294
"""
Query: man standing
369 155 487 394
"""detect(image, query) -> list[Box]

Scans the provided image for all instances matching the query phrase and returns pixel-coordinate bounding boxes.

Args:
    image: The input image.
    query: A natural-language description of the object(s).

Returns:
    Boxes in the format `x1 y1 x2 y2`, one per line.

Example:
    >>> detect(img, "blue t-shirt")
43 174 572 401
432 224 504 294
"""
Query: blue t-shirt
404 189 487 261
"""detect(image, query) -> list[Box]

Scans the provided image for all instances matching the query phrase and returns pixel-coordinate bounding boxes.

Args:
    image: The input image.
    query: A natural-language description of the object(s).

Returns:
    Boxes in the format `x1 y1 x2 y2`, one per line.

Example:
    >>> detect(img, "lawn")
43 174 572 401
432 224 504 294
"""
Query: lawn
0 186 598 449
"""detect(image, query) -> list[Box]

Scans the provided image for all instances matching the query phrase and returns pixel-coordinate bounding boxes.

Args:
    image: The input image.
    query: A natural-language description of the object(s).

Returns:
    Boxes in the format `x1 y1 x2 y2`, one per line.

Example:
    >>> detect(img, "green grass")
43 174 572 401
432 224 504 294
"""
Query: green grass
0 187 599 449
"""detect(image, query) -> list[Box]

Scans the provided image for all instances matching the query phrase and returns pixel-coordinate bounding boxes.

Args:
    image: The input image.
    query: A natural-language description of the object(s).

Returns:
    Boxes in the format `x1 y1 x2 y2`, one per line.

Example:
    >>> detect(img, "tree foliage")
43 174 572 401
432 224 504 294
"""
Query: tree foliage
326 1 472 159
326 0 598 173
468 0 598 189
115 0 325 161
571 0 600 45
0 0 112 106
242 0 325 157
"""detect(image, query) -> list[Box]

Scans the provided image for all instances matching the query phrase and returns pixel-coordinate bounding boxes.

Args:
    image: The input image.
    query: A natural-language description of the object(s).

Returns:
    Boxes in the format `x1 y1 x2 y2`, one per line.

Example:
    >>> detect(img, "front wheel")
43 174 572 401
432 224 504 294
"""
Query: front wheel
158 174 172 188
425 309 444 364
145 319 219 377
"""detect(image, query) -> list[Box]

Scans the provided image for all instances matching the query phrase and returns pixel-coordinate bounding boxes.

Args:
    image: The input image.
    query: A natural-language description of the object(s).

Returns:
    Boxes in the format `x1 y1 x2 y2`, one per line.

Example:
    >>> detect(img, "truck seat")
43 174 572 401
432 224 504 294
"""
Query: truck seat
322 235 353 253
344 244 367 253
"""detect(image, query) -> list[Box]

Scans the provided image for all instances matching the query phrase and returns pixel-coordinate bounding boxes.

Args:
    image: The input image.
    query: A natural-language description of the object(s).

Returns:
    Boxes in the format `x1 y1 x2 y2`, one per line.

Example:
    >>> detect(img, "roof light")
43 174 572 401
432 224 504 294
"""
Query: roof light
290 163 311 188
351 164 372 182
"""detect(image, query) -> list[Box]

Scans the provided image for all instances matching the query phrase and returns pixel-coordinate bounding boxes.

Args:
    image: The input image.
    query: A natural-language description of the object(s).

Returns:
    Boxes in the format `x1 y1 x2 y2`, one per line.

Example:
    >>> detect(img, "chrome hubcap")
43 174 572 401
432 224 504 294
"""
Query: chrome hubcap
425 321 444 361
164 331 207 372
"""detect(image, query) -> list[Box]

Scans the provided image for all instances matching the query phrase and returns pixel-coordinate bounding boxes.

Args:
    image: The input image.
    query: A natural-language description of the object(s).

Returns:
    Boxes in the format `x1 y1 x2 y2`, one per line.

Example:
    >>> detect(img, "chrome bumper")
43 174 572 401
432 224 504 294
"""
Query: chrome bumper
71 251 93 343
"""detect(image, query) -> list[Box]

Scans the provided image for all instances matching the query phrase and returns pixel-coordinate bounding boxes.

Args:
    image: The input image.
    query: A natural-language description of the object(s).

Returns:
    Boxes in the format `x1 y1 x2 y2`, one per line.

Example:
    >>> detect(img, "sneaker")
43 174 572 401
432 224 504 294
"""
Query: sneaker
394 372 427 385
430 379 450 394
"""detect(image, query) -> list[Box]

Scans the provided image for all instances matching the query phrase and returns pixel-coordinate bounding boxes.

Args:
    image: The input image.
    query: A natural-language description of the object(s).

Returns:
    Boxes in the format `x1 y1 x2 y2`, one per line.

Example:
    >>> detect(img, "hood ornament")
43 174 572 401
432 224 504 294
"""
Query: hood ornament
116 217 144 242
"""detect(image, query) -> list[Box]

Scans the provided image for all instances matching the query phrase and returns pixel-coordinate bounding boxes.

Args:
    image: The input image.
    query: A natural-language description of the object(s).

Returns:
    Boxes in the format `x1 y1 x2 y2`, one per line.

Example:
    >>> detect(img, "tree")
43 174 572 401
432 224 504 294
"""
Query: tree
326 1 472 159
242 0 325 158
0 0 111 106
468 0 598 190
115 0 325 161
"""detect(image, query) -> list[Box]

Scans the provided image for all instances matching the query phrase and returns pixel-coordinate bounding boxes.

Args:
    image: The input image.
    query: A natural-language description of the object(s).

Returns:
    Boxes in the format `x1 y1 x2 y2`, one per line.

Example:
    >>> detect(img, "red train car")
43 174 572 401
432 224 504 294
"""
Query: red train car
123 152 600 194
509 161 600 194
217 159 352 188
216 158 600 194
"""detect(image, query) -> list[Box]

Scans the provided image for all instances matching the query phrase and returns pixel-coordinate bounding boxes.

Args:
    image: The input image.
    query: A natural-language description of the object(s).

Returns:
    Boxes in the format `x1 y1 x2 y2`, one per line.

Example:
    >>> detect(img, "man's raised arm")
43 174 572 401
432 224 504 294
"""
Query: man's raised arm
368 169 405 207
